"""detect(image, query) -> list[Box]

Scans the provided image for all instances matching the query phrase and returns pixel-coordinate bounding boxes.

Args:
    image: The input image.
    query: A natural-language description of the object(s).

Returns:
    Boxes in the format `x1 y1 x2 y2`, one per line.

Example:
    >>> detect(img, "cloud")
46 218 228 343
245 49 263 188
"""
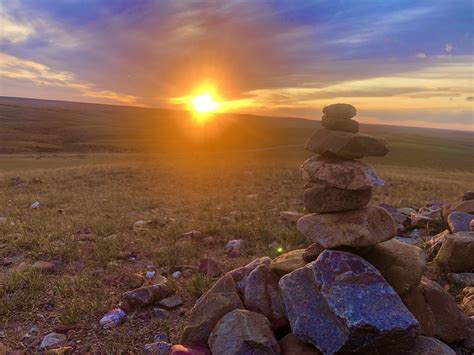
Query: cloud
0 12 34 43
0 53 139 104
0 1 473 130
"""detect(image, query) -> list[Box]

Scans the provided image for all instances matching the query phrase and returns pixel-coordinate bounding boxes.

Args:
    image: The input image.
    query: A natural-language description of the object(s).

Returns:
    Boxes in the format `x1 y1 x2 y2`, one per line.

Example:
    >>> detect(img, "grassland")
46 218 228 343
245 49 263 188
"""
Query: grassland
0 97 473 351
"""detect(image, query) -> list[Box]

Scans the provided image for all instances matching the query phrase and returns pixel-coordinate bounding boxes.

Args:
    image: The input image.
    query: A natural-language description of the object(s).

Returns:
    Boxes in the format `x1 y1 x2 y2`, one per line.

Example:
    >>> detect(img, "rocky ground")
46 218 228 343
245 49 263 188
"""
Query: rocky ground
1 106 473 353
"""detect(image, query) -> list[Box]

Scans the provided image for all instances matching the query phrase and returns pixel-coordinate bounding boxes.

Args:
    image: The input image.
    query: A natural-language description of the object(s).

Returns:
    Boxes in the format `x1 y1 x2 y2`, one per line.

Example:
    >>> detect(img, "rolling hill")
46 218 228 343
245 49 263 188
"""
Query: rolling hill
0 96 472 170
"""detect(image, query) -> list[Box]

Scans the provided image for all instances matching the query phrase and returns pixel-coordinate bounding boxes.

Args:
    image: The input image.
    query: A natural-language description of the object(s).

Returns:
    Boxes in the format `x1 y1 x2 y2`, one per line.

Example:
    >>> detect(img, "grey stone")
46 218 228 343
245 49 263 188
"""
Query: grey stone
279 250 419 354
270 249 307 277
321 115 359 133
322 103 356 119
39 332 67 350
305 129 388 159
447 211 474 233
244 264 289 332
180 274 244 346
208 309 279 355
297 206 397 248
303 186 372 213
301 155 384 190
158 295 183 309
435 231 474 272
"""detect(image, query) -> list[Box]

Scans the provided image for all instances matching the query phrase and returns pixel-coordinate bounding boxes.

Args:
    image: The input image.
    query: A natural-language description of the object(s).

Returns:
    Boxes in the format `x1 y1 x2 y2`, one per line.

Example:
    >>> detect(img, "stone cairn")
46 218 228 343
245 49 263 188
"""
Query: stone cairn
145 103 471 354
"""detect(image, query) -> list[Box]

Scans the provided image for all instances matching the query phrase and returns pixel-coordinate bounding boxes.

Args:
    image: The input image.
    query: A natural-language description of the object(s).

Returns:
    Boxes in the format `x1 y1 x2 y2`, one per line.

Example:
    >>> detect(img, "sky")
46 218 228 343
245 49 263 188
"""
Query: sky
0 0 473 130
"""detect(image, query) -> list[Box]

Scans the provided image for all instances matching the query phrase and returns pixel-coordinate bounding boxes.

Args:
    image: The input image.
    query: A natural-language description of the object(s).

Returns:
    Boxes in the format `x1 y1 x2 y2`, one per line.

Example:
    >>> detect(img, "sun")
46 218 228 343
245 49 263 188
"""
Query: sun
192 93 219 113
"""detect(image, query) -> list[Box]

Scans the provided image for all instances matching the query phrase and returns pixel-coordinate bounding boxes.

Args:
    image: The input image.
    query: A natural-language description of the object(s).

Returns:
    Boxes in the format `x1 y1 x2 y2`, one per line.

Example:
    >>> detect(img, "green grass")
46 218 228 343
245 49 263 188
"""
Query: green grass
0 97 473 351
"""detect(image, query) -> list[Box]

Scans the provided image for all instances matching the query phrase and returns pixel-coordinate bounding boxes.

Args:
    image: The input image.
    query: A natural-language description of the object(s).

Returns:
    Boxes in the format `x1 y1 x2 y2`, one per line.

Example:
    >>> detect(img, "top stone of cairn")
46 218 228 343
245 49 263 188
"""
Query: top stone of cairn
322 103 356 120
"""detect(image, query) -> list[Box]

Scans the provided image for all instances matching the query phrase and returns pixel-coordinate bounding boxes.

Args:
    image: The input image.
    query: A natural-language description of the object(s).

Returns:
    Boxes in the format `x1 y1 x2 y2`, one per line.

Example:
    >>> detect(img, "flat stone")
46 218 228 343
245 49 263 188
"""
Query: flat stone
122 281 171 309
180 274 244 347
321 115 359 133
435 232 474 272
322 103 356 119
244 264 289 332
153 308 170 320
40 332 67 350
447 211 474 233
100 308 126 329
402 277 469 343
279 334 321 354
208 309 279 355
301 155 384 190
270 249 307 277
302 243 325 263
303 186 372 213
443 200 474 218
407 336 455 355
357 239 426 295
279 250 419 354
305 129 388 159
297 206 397 248
158 295 183 309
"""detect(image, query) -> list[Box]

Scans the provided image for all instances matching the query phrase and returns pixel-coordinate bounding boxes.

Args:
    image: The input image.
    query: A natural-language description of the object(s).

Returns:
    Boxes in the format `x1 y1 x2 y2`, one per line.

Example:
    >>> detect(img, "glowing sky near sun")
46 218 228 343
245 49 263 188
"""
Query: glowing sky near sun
0 1 473 130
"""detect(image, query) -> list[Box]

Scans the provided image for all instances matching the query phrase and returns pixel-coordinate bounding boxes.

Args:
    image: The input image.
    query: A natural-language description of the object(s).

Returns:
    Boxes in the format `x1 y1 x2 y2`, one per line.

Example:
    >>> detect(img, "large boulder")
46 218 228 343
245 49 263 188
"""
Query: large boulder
357 239 426 295
297 206 397 248
305 129 388 159
270 249 307 277
208 309 279 355
303 186 372 213
244 264 289 332
447 212 474 233
181 274 244 347
322 103 356 119
279 334 321 355
301 156 384 190
407 336 455 355
434 231 474 272
279 250 419 354
402 277 469 343
321 115 359 133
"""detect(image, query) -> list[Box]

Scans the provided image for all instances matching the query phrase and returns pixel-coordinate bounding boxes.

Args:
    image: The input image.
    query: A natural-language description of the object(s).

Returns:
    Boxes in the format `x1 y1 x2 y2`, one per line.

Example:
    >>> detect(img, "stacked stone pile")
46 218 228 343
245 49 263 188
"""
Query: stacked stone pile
171 104 472 355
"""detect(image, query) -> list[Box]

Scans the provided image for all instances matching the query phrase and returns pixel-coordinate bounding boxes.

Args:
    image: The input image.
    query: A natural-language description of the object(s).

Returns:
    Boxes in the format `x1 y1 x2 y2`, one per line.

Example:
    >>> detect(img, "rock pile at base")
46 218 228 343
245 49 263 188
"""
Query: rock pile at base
174 103 472 355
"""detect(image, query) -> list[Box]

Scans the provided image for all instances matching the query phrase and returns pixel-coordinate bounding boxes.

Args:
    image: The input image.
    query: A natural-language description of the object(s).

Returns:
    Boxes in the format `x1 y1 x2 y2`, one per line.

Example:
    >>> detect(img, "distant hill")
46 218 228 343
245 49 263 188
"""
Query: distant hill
0 96 472 170
0 96 319 154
